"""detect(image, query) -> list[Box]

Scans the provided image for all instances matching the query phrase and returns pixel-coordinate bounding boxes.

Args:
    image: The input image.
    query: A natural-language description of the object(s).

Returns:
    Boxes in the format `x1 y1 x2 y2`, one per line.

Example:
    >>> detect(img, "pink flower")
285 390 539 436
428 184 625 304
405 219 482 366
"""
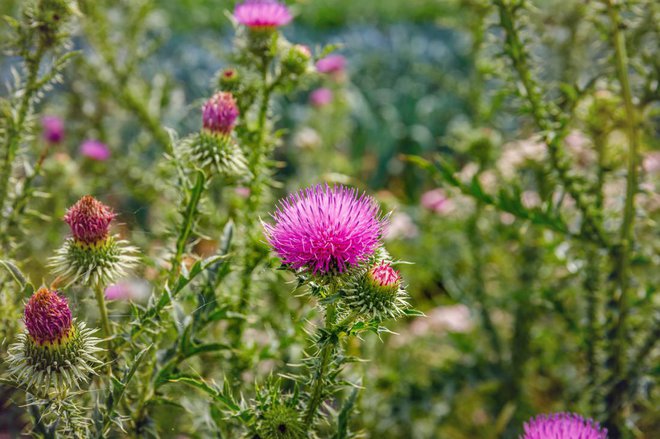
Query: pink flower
235 187 251 198
42 116 64 144
80 140 111 161
309 88 333 107
384 211 418 240
421 188 453 214
24 287 73 346
522 413 607 439
105 280 150 301
316 54 347 74
264 184 385 274
64 195 116 244
643 151 660 174
234 0 292 29
202 92 239 135
409 304 473 336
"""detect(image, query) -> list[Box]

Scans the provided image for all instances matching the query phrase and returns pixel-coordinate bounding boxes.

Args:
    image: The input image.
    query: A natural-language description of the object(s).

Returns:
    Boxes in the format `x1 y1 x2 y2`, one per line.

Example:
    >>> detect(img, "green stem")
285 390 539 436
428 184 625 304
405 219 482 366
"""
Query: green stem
603 0 641 434
304 302 339 427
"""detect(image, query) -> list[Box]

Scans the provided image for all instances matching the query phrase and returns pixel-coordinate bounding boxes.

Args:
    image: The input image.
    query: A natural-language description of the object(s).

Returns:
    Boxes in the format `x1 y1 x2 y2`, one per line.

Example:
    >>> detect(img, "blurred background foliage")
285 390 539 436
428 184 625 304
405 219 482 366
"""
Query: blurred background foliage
0 0 658 437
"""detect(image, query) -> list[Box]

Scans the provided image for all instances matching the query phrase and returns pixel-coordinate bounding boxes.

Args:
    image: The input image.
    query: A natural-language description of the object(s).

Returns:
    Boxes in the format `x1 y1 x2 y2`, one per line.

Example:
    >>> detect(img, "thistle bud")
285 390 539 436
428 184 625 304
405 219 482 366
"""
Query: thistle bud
42 116 64 144
344 260 409 320
255 404 305 439
203 92 240 136
282 45 312 76
6 288 103 393
219 68 241 92
50 196 139 287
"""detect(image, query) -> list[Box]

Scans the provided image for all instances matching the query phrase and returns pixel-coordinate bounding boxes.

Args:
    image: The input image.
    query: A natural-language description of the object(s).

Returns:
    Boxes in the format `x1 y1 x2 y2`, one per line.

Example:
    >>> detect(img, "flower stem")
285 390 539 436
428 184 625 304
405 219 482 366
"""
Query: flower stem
304 301 338 427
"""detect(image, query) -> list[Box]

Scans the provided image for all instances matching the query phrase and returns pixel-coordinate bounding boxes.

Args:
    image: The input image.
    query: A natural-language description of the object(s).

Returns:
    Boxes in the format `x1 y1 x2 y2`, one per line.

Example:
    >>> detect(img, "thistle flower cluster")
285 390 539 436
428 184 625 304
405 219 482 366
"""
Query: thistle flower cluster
234 0 292 30
50 196 138 287
6 288 102 393
264 184 410 321
521 413 608 439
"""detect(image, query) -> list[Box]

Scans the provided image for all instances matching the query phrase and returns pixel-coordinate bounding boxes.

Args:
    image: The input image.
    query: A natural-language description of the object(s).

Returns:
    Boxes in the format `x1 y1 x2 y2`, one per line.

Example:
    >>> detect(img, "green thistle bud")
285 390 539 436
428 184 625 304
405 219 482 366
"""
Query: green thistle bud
343 260 410 321
254 404 306 439
49 196 139 287
282 45 312 76
6 288 103 394
184 133 250 181
219 68 241 92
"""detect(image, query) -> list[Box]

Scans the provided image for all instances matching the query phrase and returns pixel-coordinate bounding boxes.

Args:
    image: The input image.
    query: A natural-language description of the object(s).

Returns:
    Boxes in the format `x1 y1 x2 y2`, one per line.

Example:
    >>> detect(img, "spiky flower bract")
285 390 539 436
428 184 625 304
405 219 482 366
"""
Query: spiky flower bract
183 132 250 180
203 92 239 135
248 380 305 439
6 288 103 393
50 196 138 287
521 413 608 439
264 184 385 276
344 259 410 320
234 0 292 29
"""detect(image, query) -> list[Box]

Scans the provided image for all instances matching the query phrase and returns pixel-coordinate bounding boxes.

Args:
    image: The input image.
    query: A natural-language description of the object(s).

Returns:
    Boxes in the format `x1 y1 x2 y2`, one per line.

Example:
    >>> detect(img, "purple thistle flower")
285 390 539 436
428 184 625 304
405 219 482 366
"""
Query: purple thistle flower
522 413 608 439
24 287 73 346
64 195 116 244
310 88 333 107
264 184 385 274
80 139 111 161
234 0 292 29
202 92 239 135
42 116 64 144
316 54 347 74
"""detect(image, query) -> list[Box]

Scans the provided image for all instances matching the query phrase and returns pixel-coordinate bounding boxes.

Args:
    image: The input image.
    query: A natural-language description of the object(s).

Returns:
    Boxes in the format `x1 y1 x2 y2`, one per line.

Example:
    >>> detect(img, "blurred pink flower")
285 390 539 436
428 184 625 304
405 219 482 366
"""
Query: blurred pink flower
105 279 150 301
233 0 292 29
309 88 333 107
409 304 474 337
80 140 110 161
42 116 64 144
497 136 546 179
643 151 660 174
316 54 347 74
565 130 595 168
384 211 418 241
235 187 251 198
420 188 453 214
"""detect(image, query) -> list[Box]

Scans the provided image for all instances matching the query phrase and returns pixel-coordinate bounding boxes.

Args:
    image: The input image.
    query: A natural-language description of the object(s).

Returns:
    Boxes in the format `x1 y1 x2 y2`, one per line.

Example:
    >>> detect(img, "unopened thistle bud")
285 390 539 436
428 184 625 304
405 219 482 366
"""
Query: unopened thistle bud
344 260 410 320
219 68 241 92
50 196 139 287
255 404 306 439
282 45 312 76
185 93 249 179
6 288 103 393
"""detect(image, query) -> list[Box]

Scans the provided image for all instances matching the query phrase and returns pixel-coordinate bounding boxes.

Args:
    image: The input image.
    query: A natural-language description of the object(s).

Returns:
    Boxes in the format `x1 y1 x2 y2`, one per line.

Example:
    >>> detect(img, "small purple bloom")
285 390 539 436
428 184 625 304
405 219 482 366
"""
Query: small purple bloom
264 184 385 274
522 413 608 439
234 0 292 29
310 88 333 107
80 139 111 161
64 195 116 244
420 188 453 214
105 280 150 301
203 92 239 135
42 116 65 144
316 54 347 74
24 287 73 345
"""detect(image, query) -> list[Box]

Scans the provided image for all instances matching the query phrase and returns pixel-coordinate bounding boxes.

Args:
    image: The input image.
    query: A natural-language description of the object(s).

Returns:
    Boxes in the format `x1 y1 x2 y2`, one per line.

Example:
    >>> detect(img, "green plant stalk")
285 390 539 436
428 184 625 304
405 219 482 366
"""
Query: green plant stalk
304 301 339 427
603 0 641 434
0 44 46 223
493 0 609 248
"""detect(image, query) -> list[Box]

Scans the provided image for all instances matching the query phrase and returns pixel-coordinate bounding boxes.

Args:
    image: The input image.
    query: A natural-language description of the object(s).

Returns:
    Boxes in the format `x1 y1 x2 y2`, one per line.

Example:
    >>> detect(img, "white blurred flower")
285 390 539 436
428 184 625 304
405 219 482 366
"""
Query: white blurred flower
293 127 321 150
497 136 546 179
384 211 419 241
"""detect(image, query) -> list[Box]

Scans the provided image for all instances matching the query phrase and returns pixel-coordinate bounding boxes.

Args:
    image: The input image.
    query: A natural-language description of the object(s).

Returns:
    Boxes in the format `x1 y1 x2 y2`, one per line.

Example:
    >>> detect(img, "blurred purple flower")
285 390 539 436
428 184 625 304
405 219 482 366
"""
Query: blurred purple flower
316 54 347 74
42 116 64 144
309 88 333 107
234 0 292 29
235 187 251 198
521 413 607 439
105 280 150 302
421 188 453 214
643 151 660 174
80 140 111 161
384 211 418 241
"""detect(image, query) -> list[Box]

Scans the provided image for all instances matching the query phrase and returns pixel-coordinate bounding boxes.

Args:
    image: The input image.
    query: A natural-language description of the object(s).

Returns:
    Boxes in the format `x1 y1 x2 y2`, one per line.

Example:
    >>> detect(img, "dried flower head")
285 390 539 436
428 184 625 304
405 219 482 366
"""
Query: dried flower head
64 195 115 244
42 116 64 144
234 0 292 29
202 92 239 135
264 184 385 275
6 288 103 393
344 260 410 320
51 196 138 286
521 413 608 439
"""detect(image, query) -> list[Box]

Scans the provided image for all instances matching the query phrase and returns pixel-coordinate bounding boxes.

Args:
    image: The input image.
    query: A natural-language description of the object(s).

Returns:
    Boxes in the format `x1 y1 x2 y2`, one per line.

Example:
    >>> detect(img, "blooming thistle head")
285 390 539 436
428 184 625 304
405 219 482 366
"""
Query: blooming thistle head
521 413 608 439
234 0 292 30
344 260 410 320
203 92 239 136
50 196 138 287
42 116 64 144
263 184 385 276
80 139 111 161
6 288 103 393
